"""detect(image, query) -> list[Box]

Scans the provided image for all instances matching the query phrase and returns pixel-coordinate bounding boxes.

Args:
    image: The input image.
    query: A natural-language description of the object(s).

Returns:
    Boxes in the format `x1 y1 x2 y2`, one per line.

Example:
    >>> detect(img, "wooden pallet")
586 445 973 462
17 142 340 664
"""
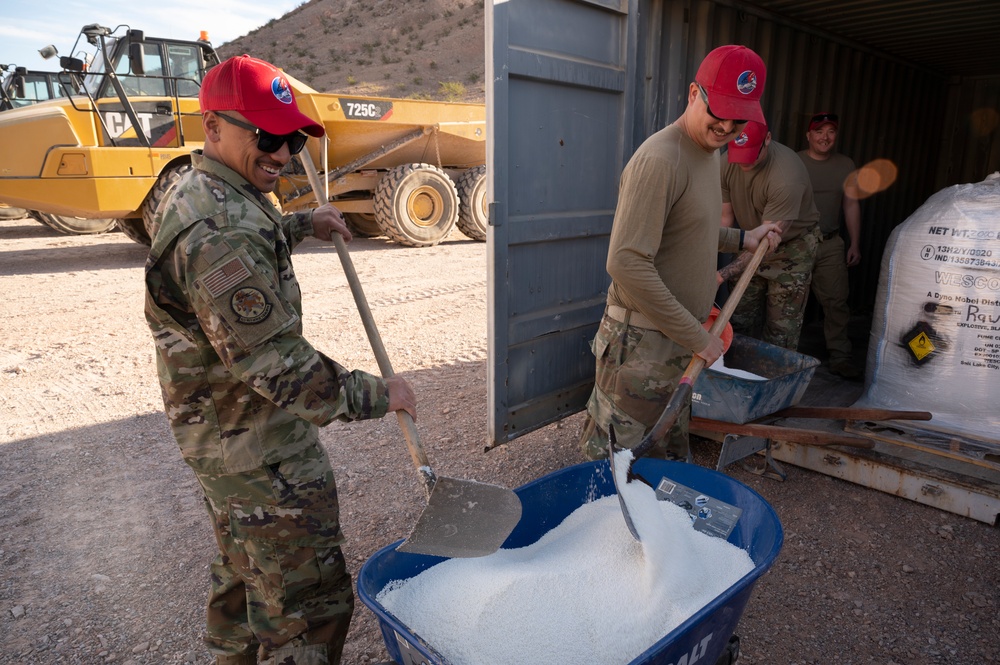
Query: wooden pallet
693 409 1000 526
767 434 1000 526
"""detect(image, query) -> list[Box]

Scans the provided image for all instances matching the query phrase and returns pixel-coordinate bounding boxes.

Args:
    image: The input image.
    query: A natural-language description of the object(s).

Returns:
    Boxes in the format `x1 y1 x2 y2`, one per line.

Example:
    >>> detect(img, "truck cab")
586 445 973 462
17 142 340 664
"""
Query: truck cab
75 25 215 101
0 23 221 236
0 66 74 111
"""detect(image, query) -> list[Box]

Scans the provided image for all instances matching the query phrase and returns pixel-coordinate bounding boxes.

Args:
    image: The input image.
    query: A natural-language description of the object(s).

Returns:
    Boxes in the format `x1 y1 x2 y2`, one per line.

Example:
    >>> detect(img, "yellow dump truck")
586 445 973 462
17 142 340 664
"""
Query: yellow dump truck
1 64 78 221
1 64 74 111
0 23 487 247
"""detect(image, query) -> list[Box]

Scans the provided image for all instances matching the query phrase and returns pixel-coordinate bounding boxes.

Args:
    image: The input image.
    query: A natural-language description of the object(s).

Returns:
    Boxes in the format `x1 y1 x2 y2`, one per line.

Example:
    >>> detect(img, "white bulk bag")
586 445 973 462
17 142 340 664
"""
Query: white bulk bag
857 172 1000 446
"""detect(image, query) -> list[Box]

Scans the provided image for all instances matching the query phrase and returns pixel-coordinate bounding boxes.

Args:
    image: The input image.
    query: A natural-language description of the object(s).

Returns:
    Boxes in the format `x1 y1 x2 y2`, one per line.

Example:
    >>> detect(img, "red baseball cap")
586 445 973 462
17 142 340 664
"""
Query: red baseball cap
199 55 324 137
727 120 769 164
696 45 767 124
808 112 839 131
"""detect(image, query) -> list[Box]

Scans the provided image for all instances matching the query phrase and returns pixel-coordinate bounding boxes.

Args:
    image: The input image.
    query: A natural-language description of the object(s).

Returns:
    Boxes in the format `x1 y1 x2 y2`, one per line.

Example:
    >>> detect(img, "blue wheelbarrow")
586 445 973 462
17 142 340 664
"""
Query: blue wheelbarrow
358 458 784 665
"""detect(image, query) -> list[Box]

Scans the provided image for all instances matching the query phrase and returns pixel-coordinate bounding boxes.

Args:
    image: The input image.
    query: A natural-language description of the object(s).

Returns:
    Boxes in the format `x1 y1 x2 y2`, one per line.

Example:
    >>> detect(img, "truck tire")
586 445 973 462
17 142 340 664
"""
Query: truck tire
117 218 151 245
32 212 118 235
142 163 193 240
344 212 382 238
374 163 458 247
0 204 28 220
455 165 488 241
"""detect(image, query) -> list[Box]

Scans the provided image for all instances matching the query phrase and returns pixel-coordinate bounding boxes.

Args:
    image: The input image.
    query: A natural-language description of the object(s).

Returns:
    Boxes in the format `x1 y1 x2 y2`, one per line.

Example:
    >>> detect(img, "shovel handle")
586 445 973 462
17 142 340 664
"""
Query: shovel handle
300 147 434 497
631 239 771 459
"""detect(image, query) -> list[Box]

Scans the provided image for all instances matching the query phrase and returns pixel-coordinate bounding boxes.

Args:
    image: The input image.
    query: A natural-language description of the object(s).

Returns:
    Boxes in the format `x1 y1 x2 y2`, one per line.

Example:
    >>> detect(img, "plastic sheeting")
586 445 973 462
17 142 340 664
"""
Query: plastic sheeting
857 173 1000 446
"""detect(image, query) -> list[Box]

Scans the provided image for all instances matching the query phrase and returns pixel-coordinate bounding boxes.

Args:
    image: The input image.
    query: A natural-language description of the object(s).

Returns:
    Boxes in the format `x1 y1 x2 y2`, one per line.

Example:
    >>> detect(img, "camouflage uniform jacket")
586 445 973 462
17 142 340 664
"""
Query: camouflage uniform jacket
145 151 389 475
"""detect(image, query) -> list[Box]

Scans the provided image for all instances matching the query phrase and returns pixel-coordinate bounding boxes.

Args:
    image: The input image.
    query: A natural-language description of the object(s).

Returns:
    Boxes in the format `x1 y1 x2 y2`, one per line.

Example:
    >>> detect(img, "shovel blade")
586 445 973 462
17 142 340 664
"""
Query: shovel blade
608 445 641 542
396 476 523 558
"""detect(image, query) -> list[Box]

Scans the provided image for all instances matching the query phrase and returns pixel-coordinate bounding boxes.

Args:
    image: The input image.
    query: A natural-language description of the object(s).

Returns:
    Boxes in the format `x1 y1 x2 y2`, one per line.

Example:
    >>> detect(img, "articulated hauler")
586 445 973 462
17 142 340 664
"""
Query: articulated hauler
0 24 487 247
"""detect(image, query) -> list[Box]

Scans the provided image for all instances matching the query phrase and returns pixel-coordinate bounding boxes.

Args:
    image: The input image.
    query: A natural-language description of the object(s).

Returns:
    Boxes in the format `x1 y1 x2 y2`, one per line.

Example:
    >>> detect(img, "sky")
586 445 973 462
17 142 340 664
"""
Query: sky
1 0 305 71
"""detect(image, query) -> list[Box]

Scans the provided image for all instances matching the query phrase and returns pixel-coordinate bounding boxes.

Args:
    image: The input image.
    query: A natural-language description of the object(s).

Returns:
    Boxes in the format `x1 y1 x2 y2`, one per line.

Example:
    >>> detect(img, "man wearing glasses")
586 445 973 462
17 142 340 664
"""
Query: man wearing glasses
718 120 822 352
144 55 416 665
798 112 863 379
579 45 780 463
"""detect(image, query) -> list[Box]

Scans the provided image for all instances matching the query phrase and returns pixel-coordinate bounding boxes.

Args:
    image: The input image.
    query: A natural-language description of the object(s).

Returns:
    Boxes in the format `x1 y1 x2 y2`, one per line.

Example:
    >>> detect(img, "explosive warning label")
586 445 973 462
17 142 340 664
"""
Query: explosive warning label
916 284 1000 373
960 330 1000 370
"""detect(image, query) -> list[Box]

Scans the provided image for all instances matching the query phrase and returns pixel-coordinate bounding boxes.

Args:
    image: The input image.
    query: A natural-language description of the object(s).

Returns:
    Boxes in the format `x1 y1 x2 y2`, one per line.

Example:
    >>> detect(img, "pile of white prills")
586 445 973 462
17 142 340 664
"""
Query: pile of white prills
376 452 755 665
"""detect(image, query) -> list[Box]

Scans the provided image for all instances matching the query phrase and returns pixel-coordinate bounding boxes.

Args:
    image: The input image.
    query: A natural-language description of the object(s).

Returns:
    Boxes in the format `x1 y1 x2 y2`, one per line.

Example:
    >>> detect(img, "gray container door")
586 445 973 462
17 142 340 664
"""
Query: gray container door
487 0 636 448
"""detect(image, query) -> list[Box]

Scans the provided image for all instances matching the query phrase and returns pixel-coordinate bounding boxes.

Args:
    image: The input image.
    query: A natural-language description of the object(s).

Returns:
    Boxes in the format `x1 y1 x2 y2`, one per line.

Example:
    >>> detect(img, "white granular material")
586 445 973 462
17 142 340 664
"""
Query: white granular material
710 355 767 381
377 453 755 664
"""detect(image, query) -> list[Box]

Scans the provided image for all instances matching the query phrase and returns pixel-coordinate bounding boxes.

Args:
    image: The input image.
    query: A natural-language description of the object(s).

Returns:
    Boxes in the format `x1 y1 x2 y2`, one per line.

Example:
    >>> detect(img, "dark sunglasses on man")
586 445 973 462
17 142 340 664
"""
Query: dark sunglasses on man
697 83 748 125
810 112 839 125
216 112 309 155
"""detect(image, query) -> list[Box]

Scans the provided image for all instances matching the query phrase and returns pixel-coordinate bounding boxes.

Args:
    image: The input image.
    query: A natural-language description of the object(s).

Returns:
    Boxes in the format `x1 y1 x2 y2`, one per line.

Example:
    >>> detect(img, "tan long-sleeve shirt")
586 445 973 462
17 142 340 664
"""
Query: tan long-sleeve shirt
606 124 742 352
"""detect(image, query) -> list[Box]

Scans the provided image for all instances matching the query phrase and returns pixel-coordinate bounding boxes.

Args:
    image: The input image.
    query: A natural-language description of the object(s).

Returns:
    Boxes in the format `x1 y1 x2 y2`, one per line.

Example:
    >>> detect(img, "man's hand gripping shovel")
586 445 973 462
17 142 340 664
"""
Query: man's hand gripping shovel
300 145 521 558
609 239 771 541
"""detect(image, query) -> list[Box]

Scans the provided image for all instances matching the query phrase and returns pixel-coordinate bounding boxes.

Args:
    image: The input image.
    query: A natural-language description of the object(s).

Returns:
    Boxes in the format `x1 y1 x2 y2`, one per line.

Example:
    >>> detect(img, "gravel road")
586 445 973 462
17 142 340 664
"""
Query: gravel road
1 216 997 665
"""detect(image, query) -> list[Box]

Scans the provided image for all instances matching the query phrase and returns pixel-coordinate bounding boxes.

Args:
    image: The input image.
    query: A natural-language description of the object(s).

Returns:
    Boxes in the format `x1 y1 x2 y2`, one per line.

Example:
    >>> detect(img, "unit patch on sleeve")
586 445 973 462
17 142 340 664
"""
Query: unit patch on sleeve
203 256 253 297
194 249 299 351
231 287 272 324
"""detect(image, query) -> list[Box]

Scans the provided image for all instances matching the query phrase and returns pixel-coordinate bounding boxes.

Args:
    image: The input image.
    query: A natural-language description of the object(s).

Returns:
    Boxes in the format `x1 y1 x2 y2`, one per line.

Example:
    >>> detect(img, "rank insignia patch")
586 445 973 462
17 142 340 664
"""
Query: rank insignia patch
231 287 272 324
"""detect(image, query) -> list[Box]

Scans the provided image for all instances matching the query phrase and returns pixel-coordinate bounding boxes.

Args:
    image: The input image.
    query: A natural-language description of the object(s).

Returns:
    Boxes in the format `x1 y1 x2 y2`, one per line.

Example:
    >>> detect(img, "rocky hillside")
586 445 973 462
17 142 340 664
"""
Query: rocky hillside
217 0 486 103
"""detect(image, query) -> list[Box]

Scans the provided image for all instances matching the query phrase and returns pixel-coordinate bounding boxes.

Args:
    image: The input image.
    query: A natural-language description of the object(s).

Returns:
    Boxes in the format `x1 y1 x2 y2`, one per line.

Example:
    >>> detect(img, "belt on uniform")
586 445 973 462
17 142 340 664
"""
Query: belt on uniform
606 304 659 330
821 230 839 241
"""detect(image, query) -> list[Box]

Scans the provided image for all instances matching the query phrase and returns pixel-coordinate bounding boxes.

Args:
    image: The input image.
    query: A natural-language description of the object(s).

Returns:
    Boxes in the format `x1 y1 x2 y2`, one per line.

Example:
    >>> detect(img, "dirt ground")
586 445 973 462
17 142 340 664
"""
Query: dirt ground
1 215 998 665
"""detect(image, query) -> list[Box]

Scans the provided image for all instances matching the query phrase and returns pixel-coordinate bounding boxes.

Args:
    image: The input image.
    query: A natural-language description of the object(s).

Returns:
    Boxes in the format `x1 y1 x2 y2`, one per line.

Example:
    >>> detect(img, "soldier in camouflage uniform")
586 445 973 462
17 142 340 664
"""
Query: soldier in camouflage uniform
579 46 780 462
144 55 416 665
719 120 821 351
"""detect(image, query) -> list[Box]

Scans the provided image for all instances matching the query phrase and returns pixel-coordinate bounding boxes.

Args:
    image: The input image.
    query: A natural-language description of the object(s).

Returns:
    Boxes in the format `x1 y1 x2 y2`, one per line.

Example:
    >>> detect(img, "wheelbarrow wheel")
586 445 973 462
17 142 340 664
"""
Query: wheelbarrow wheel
714 634 740 665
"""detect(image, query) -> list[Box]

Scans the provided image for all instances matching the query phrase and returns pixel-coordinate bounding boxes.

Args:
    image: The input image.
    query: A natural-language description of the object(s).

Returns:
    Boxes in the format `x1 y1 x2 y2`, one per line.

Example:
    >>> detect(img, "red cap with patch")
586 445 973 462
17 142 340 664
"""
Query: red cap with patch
727 120 769 164
199 55 324 137
696 45 767 124
808 112 839 131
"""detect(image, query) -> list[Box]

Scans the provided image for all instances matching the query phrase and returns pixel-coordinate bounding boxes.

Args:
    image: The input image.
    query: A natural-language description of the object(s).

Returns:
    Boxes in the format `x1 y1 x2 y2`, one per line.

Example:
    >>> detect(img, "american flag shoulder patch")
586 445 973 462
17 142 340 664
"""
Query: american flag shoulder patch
203 256 252 297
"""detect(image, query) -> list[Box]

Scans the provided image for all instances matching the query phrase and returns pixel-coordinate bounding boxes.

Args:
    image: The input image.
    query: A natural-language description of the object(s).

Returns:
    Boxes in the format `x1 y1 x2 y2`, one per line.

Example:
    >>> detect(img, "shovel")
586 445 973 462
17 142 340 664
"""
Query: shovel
610 239 771 540
300 146 521 558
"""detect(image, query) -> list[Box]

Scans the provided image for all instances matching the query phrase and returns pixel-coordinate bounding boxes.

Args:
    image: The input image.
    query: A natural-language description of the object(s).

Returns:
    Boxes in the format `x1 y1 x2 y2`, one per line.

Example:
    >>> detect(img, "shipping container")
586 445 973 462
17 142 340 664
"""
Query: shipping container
486 0 1000 447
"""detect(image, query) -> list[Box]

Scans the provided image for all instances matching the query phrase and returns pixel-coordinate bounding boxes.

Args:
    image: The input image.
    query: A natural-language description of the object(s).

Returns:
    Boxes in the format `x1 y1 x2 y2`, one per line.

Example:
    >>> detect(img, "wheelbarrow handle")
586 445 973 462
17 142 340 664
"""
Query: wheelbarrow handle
771 406 932 421
691 417 876 448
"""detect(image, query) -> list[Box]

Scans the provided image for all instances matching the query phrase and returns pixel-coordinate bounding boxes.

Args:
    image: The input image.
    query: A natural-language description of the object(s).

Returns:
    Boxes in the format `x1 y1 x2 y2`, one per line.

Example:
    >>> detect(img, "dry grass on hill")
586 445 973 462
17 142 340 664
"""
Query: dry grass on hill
217 0 486 103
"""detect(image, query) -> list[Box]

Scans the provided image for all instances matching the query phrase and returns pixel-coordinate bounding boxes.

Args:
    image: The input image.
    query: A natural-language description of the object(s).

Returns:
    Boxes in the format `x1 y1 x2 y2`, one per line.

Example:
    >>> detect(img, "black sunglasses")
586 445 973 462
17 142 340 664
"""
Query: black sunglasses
697 84 748 125
216 113 309 155
810 112 839 125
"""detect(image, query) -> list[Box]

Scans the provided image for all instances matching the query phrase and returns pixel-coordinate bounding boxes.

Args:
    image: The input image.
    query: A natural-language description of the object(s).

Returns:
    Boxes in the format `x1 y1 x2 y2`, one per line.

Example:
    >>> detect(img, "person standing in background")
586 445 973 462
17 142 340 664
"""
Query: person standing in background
719 119 821 351
798 112 863 379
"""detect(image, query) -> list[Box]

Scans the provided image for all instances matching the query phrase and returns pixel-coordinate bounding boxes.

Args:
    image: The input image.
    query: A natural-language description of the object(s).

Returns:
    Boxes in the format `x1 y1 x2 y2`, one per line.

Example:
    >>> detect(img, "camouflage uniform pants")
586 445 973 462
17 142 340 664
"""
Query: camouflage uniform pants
809 234 853 362
579 312 691 461
195 443 354 665
730 228 820 350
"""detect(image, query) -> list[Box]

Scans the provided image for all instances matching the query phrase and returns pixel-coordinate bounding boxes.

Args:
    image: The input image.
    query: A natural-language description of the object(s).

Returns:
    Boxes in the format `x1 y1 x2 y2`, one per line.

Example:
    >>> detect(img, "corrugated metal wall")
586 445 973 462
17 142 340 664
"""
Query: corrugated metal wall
630 0 991 313
937 76 1000 189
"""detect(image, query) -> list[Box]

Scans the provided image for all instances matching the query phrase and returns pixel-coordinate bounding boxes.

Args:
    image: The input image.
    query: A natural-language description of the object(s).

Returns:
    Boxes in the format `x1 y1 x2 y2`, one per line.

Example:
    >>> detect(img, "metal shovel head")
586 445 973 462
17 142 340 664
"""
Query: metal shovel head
608 445 641 542
396 476 523 558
